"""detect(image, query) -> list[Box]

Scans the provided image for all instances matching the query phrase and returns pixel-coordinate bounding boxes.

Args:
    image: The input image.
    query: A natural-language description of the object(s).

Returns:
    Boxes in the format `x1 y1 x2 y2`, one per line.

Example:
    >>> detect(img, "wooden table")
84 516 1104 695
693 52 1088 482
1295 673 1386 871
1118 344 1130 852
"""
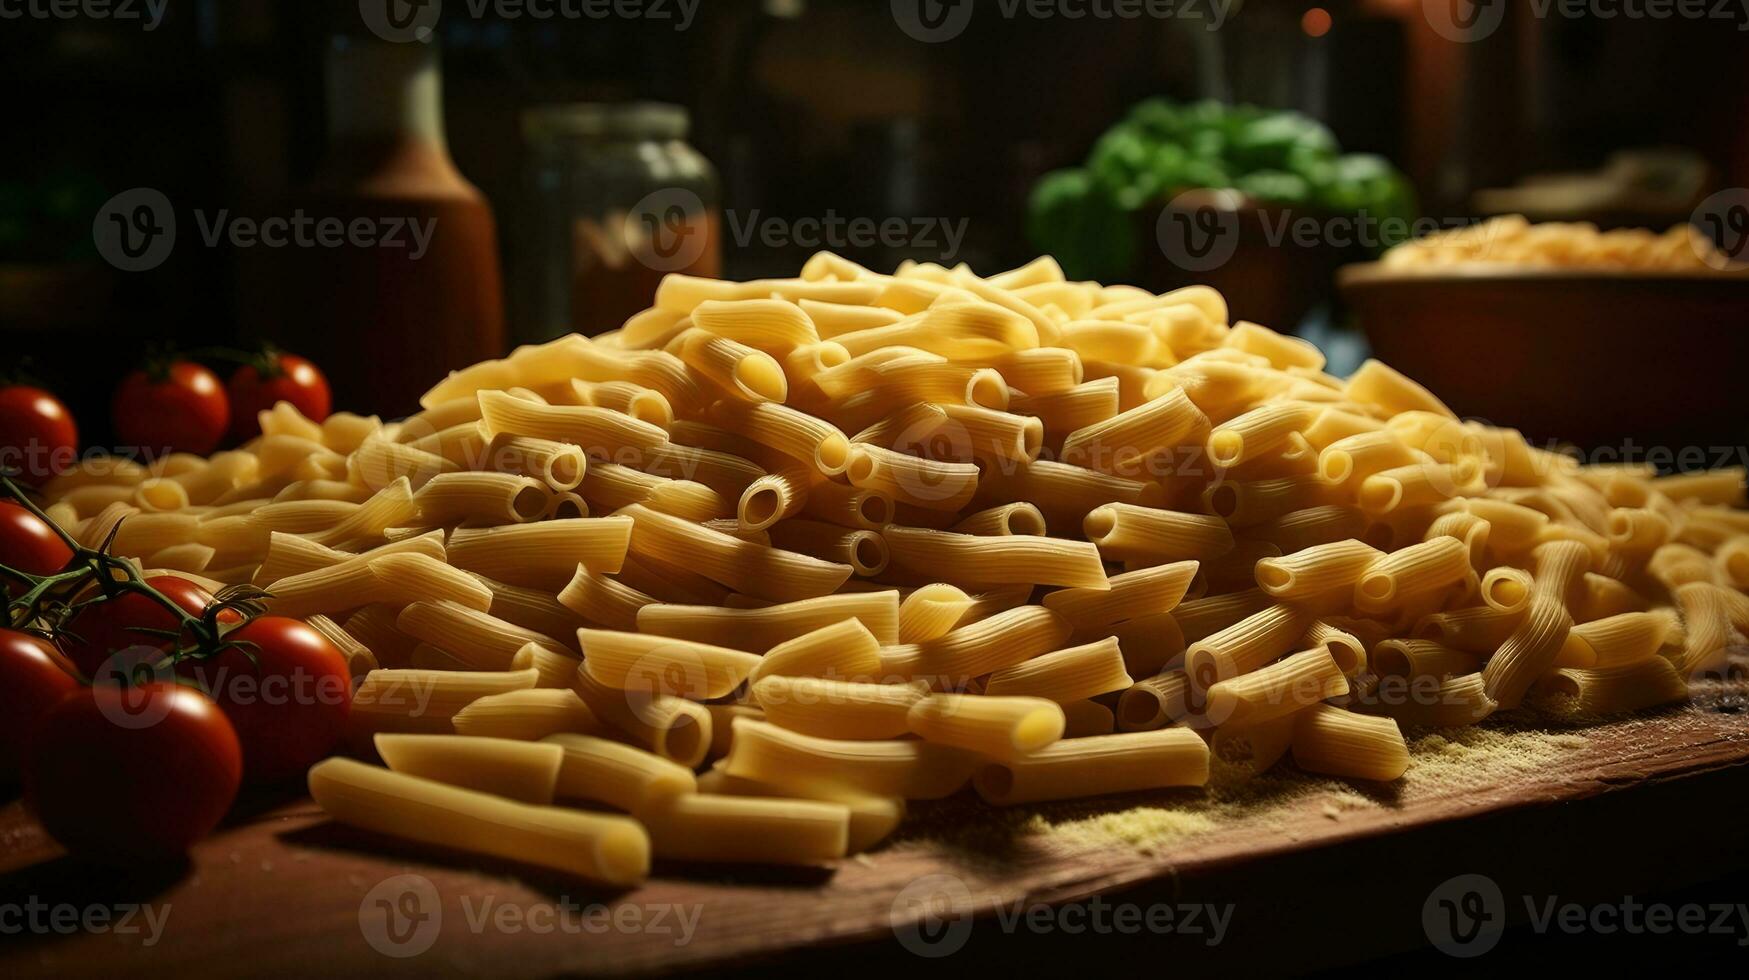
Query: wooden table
4 691 1748 977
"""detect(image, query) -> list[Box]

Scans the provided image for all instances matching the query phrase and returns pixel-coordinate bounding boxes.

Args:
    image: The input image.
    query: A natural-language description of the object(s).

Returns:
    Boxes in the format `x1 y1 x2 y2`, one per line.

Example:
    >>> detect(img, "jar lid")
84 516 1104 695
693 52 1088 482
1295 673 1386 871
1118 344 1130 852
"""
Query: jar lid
522 102 690 142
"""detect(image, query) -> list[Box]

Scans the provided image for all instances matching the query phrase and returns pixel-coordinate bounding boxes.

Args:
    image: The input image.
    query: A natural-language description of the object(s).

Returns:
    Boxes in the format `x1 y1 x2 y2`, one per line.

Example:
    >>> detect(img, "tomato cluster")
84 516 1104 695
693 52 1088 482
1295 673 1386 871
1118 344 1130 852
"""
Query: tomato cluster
1 498 352 861
0 347 330 475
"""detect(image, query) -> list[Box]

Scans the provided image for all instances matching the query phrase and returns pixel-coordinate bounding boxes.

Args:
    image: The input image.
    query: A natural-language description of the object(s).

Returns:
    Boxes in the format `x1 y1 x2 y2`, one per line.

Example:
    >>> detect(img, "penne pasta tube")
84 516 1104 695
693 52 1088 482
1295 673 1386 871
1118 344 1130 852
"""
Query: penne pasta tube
307 758 649 886
1538 657 1690 715
764 519 888 577
1083 502 1234 564
907 694 1065 761
374 734 564 804
898 584 976 643
445 517 632 589
543 733 697 812
638 589 899 650
1415 605 1525 654
1480 566 1534 614
637 792 849 865
578 628 762 700
482 434 586 491
1060 388 1206 477
883 525 1108 590
1254 539 1381 600
1354 537 1472 613
950 502 1046 537
707 400 850 477
477 389 668 460
1369 672 1496 728
972 728 1208 805
1205 647 1348 727
1290 704 1409 781
844 444 979 512
396 600 563 671
879 604 1072 684
582 460 728 523
1371 639 1482 680
724 719 978 801
982 637 1132 703
749 618 885 686
451 689 600 740
1481 595 1573 708
348 668 538 739
1098 611 1186 679
412 472 549 526
976 458 1166 530
1203 474 1332 528
1041 561 1197 630
677 329 789 403
1185 603 1312 690
570 669 713 768
556 565 654 630
621 503 852 601
752 675 929 740
1207 402 1314 469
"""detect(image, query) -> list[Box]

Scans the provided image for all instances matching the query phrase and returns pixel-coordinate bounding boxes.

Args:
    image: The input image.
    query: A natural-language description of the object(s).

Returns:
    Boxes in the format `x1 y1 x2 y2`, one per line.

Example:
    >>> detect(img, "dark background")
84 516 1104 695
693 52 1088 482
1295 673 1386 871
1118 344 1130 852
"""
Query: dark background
4 0 1748 432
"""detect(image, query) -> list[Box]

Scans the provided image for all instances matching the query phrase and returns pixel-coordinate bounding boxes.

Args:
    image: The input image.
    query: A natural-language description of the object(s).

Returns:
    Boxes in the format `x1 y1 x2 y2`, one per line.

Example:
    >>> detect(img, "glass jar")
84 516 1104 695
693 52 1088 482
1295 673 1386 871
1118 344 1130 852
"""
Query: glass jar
516 103 721 341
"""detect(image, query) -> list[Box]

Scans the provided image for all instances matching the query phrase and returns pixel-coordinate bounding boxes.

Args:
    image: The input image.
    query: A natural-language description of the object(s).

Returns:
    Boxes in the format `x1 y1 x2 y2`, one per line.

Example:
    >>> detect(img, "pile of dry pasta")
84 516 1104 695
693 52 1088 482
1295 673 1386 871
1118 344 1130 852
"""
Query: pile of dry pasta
1380 214 1743 272
35 252 1749 886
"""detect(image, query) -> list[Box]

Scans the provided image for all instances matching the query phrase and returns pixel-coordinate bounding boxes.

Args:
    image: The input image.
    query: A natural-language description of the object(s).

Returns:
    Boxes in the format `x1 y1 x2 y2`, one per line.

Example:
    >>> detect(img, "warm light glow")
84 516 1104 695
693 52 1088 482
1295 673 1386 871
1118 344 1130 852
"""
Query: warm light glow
1302 7 1333 37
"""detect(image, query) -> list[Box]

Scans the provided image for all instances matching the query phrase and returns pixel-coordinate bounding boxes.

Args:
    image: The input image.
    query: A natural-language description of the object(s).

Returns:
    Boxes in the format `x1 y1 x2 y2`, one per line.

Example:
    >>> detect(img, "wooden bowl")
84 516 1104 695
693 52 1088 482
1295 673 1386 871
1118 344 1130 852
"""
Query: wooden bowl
1338 263 1749 453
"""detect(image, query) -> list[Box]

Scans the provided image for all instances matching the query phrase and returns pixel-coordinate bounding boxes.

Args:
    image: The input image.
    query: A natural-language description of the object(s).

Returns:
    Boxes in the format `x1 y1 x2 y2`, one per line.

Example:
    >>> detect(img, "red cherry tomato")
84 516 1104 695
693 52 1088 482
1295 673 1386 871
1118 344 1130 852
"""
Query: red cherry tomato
0 630 80 783
226 352 330 442
181 616 351 784
112 361 230 456
0 501 74 598
60 575 226 679
24 681 242 859
0 385 79 485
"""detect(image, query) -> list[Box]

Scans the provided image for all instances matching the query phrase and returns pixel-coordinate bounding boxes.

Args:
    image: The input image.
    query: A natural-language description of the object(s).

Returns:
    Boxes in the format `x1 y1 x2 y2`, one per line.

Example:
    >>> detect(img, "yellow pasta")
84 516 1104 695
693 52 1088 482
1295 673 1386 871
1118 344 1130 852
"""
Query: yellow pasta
1041 561 1198 629
621 503 851 601
374 734 564 804
972 728 1208 805
882 525 1108 589
723 719 978 801
307 758 648 885
543 733 697 812
578 628 763 700
753 675 929 740
982 637 1132 703
451 689 600 740
1083 503 1234 564
1290 705 1409 781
